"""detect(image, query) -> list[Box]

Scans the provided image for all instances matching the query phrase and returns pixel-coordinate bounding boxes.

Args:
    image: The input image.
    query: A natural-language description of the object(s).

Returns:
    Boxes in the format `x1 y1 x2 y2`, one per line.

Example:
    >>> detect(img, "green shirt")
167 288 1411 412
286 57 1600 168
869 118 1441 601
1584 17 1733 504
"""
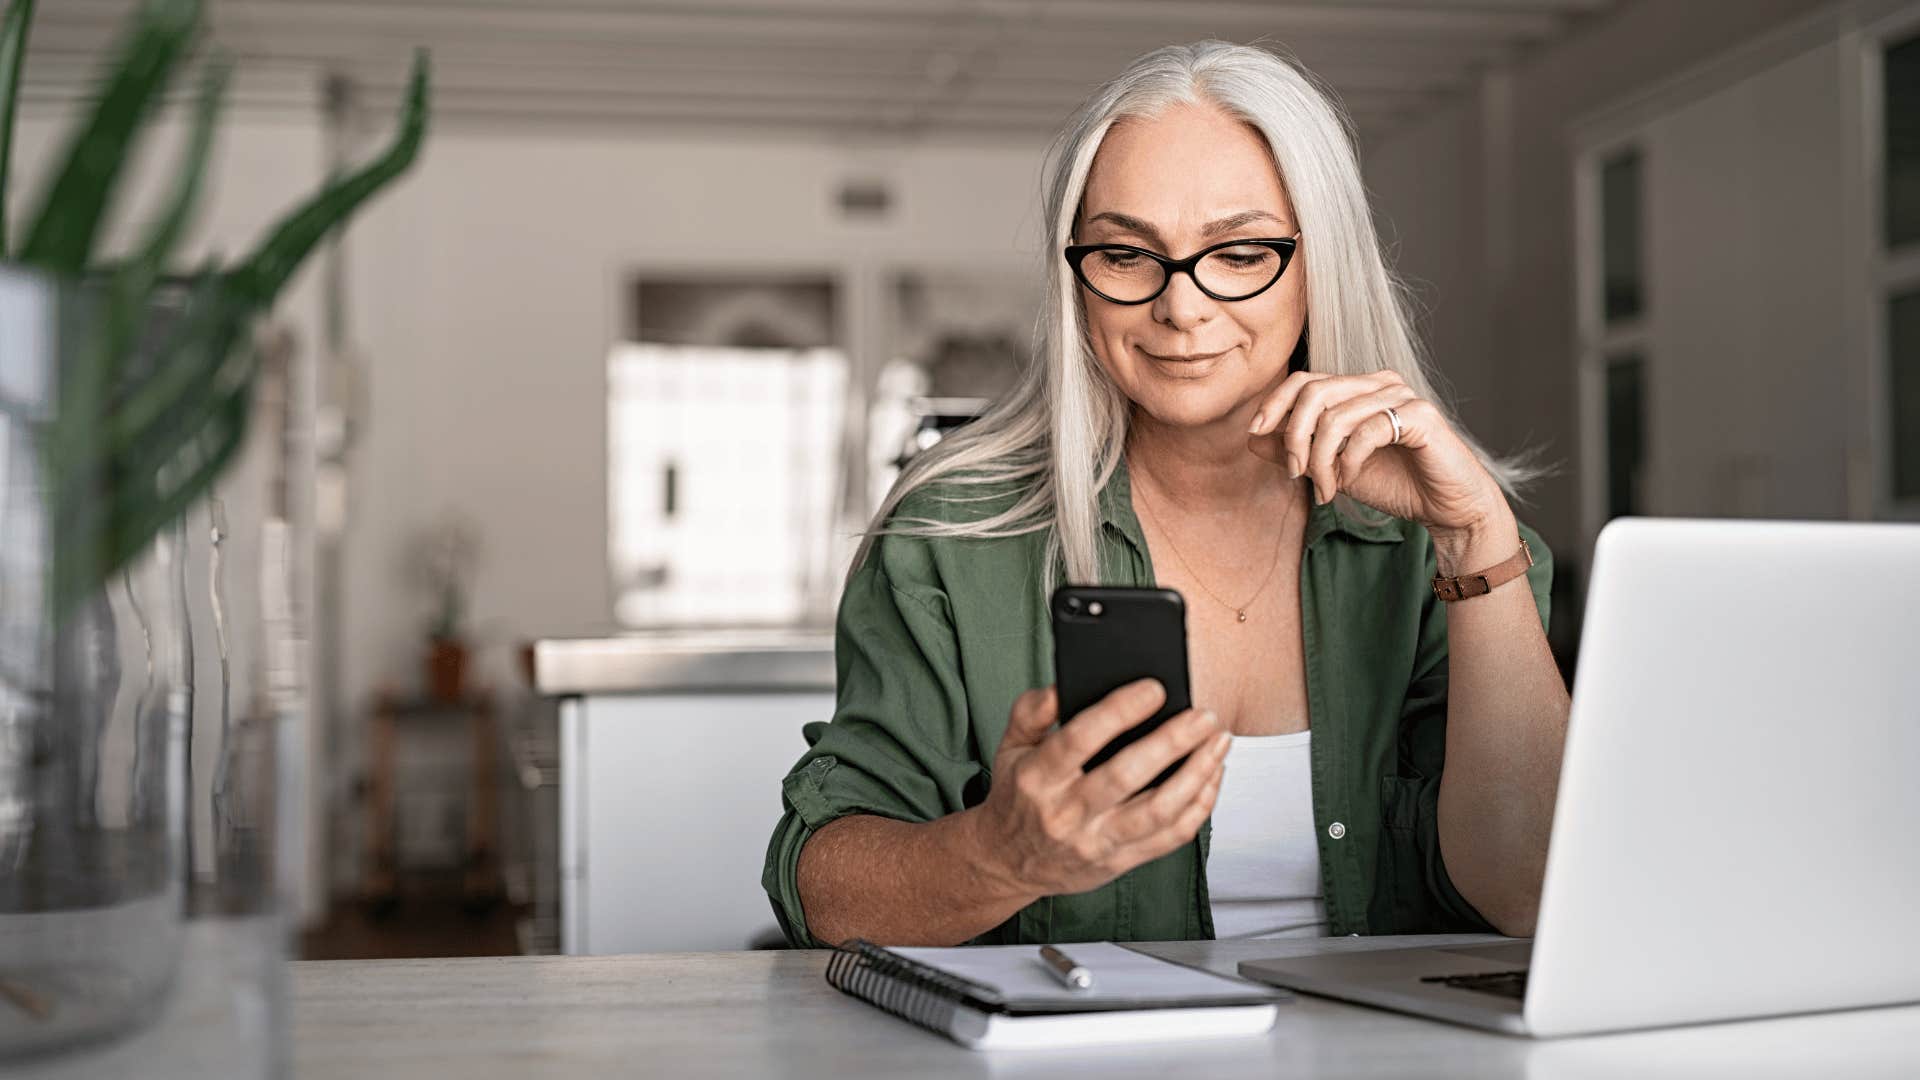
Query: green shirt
762 457 1552 946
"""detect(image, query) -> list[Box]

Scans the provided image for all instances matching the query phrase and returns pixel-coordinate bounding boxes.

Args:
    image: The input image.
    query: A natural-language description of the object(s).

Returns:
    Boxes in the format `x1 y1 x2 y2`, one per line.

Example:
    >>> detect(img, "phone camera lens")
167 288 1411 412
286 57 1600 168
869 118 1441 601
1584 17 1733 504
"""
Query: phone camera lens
1066 597 1081 612
1087 601 1103 616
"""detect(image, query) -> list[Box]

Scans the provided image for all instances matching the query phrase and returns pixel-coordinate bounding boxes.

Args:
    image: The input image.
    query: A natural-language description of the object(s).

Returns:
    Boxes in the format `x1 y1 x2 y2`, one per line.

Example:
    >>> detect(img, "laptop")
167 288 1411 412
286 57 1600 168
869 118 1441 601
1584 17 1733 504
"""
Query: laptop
1239 518 1920 1038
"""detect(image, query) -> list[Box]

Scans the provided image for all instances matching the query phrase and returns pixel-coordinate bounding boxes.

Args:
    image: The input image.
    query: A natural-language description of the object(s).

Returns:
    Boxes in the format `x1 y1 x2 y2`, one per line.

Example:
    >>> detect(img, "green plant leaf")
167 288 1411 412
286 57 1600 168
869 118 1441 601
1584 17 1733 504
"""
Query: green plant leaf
52 364 254 618
0 0 37 257
48 269 252 617
88 54 228 409
229 48 429 308
124 53 227 296
17 0 200 275
33 29 433 622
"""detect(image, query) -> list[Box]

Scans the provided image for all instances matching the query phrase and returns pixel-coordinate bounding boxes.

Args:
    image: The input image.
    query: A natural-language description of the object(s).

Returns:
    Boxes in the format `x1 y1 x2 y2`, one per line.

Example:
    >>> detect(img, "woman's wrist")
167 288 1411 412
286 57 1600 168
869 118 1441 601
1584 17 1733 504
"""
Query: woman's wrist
951 804 1042 911
1428 499 1520 579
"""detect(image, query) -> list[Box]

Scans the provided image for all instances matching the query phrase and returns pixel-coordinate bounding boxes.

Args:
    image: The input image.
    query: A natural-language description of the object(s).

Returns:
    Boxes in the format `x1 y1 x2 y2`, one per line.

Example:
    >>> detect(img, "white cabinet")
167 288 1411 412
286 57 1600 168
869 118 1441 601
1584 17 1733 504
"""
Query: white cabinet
557 688 830 954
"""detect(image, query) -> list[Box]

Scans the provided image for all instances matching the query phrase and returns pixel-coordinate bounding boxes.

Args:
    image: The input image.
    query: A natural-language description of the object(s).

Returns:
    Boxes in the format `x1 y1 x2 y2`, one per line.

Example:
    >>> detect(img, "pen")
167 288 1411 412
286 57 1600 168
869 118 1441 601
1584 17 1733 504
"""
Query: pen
1039 945 1094 991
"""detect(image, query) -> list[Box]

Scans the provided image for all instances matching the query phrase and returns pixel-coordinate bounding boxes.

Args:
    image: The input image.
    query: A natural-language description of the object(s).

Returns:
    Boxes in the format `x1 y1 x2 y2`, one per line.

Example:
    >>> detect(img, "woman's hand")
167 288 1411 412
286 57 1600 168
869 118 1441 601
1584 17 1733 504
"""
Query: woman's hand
966 681 1229 902
1245 368 1514 571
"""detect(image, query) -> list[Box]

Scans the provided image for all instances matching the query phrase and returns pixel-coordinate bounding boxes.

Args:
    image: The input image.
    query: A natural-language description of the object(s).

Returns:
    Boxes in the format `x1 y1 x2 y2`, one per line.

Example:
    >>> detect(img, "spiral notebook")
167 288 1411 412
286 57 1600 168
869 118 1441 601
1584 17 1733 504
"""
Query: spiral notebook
825 941 1286 1050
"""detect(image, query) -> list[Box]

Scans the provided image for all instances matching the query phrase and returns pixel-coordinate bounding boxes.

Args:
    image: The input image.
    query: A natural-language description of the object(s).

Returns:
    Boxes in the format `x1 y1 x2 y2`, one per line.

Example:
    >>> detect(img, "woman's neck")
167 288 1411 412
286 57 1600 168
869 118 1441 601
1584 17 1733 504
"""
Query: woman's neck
1126 406 1297 519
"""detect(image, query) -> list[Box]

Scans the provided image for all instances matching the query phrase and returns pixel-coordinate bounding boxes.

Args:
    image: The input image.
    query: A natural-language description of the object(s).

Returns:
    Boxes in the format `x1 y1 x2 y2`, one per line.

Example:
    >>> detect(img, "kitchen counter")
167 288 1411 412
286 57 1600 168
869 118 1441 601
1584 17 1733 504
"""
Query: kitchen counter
532 629 836 953
533 628 834 695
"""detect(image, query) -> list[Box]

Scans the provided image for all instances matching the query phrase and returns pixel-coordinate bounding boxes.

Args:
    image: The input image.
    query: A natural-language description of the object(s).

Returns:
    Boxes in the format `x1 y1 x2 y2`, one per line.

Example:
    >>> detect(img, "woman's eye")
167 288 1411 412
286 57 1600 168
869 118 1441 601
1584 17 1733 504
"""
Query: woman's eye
1095 251 1146 268
1216 251 1273 267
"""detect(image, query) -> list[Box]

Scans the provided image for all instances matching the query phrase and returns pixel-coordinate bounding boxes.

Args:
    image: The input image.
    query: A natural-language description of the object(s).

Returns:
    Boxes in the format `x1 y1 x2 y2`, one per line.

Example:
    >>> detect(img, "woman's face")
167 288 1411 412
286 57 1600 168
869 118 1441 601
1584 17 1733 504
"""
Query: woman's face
1075 100 1305 433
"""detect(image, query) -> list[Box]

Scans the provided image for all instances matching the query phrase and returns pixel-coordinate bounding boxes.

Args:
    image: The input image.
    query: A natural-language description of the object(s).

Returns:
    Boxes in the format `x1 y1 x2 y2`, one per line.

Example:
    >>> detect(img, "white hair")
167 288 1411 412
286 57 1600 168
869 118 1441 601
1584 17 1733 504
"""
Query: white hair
853 40 1538 588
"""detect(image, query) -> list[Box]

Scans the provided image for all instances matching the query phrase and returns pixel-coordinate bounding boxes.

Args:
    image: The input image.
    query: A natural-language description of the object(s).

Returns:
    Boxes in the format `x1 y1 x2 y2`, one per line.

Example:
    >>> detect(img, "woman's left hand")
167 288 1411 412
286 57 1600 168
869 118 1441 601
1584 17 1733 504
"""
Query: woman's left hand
1245 368 1510 546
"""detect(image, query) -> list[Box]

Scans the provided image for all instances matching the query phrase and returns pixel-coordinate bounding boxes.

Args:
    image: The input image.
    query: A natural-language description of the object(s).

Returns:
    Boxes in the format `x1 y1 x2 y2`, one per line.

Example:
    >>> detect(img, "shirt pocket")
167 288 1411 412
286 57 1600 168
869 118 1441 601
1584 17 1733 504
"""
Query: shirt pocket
1377 773 1430 931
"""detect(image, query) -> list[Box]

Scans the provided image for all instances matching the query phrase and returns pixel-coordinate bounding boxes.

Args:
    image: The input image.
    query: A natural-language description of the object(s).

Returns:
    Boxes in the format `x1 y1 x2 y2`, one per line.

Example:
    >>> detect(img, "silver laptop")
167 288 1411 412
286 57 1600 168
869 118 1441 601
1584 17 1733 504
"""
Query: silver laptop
1240 518 1920 1037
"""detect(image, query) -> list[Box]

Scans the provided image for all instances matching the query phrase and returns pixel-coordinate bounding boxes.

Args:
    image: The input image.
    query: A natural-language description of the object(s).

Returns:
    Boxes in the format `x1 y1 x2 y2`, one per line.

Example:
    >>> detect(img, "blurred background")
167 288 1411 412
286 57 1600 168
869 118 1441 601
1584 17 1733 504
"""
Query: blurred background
7 0 1914 960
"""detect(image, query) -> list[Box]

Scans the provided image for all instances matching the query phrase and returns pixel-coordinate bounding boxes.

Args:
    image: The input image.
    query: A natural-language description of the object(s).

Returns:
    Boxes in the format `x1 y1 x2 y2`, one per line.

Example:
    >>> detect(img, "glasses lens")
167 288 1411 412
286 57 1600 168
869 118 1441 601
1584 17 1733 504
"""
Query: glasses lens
1079 248 1165 302
1196 243 1286 299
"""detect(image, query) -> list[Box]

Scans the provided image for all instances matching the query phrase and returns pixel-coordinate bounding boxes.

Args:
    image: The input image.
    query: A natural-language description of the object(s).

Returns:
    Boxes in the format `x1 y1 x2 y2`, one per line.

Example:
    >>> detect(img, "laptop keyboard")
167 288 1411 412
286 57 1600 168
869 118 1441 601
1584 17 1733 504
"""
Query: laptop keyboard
1420 969 1529 1000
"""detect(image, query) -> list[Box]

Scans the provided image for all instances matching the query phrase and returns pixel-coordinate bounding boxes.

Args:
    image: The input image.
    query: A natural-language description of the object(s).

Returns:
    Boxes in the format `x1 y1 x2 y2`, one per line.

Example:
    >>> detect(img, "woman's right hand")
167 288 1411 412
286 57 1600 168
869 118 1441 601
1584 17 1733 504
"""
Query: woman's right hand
966 680 1230 901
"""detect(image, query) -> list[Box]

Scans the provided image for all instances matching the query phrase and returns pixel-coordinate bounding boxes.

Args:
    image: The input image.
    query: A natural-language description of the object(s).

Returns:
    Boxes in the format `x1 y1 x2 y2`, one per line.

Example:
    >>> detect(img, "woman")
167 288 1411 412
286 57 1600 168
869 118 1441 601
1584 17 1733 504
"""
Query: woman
762 41 1569 947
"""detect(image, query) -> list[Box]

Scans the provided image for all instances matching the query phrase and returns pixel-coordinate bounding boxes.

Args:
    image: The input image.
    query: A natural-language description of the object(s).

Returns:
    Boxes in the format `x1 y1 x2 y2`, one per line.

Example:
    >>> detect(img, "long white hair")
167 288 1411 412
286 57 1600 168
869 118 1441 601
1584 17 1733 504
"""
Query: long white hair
853 40 1536 588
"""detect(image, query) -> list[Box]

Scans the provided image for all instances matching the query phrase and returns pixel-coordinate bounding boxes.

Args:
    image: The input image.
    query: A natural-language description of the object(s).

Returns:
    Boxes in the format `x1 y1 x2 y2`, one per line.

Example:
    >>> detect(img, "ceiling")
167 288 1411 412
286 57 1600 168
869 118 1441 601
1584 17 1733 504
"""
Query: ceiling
20 0 1628 142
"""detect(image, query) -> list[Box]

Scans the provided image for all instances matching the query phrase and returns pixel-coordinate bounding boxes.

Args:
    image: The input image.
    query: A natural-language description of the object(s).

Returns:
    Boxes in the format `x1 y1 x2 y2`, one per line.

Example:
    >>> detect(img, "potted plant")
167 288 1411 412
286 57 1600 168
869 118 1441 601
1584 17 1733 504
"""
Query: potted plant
410 513 483 703
0 0 430 1067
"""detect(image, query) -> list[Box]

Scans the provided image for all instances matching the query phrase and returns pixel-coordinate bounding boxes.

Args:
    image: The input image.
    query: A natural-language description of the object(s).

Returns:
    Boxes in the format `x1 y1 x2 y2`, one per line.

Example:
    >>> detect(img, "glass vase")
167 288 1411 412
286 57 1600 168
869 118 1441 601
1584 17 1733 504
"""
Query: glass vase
0 265 304 1076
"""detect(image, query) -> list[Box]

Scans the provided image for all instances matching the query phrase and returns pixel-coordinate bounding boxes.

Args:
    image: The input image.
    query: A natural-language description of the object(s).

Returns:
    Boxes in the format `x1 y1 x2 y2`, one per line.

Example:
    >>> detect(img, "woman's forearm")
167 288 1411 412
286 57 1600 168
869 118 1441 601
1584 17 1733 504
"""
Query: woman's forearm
1432 508 1572 936
795 810 1038 947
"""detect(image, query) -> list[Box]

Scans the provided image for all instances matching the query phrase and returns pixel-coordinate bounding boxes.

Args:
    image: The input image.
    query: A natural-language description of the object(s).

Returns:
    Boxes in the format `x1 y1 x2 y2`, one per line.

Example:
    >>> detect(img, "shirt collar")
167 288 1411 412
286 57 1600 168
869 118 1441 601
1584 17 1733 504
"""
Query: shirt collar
1098 453 1406 554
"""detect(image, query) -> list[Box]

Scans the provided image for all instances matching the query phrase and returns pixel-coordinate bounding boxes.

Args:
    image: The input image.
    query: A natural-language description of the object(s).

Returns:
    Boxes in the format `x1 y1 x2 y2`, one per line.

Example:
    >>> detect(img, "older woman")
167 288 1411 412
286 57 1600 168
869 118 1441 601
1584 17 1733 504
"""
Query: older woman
762 41 1569 948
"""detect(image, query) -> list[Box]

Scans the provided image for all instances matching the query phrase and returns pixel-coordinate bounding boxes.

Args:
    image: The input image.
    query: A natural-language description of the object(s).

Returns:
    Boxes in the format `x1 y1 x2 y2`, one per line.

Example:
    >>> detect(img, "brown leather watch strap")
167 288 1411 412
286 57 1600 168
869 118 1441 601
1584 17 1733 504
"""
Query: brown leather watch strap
1432 536 1534 602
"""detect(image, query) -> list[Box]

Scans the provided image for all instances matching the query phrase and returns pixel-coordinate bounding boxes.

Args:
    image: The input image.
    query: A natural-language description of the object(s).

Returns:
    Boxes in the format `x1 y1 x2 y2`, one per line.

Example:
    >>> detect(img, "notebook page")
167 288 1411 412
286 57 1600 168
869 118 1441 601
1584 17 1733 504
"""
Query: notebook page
890 942 1278 1010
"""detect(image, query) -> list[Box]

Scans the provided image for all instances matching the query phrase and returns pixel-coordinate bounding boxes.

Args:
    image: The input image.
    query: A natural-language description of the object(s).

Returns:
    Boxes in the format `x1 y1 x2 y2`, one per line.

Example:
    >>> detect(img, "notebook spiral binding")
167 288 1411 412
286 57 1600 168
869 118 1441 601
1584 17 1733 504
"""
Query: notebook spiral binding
825 940 1004 1035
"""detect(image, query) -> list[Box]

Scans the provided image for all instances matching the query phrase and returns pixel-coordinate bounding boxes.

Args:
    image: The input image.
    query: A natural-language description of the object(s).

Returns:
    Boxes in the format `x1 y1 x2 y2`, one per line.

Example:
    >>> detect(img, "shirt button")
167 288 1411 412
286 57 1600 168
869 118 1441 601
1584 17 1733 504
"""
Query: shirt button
1328 821 1347 840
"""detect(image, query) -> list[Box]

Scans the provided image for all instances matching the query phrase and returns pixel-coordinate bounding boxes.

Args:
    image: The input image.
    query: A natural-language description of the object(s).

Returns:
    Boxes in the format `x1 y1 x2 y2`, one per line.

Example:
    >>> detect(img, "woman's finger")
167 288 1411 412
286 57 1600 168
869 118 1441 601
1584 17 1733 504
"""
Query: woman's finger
1332 395 1422 494
1276 370 1399 482
1114 764 1224 869
1248 369 1324 435
1306 385 1419 503
1034 677 1166 778
1096 723 1230 844
999 687 1059 754
1076 707 1224 816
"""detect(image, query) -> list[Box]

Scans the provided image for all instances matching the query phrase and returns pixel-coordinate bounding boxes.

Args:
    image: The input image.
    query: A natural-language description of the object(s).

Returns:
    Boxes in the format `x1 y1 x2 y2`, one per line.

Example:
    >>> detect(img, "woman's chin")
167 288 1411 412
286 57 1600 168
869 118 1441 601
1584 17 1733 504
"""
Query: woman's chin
1132 389 1252 432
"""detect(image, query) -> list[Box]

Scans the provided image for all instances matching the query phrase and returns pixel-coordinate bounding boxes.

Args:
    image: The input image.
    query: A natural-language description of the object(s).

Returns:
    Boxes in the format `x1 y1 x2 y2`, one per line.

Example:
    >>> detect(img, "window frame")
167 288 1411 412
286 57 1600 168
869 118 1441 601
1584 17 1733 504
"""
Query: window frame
1574 135 1653 561
1859 2 1920 519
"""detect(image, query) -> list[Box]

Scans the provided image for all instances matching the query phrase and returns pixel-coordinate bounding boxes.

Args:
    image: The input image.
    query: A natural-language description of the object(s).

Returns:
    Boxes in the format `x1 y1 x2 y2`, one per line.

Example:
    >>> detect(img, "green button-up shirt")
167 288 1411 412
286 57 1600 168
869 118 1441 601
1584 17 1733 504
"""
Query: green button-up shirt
762 457 1551 946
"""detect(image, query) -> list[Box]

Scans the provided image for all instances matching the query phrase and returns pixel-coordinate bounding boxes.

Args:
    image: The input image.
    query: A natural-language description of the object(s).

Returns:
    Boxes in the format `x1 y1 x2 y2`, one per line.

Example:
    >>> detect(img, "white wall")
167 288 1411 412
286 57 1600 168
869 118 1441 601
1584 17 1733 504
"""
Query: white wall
1362 0 1840 581
1635 41 1851 522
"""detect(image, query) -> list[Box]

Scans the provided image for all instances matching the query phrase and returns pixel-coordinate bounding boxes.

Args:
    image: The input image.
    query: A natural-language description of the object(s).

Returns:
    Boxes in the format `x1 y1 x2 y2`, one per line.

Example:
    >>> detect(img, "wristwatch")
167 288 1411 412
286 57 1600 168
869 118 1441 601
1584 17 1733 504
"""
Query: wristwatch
1431 536 1533 602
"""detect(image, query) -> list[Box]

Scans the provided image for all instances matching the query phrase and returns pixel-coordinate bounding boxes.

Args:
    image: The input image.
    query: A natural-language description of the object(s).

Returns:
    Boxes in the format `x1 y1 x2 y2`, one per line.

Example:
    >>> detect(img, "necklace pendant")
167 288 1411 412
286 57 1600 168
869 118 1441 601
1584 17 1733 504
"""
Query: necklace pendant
1236 609 1247 623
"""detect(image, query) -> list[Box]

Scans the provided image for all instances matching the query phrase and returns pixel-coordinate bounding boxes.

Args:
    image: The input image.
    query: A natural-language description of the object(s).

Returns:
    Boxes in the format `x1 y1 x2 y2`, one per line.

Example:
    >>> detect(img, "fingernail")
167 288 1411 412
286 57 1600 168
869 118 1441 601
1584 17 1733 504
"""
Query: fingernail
1249 411 1266 434
1213 731 1232 753
1286 454 1302 478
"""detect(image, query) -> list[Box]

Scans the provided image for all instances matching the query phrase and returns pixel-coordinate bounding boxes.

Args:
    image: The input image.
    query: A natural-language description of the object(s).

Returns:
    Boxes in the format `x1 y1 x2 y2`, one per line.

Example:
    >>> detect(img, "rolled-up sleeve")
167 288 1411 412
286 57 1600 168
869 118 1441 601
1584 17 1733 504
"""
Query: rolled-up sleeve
761 532 980 947
1383 521 1553 932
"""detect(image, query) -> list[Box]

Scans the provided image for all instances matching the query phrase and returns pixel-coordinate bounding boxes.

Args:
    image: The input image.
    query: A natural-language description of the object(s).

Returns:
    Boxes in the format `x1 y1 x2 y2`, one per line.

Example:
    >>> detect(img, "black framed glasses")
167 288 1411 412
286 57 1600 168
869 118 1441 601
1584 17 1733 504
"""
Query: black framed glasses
1063 234 1301 305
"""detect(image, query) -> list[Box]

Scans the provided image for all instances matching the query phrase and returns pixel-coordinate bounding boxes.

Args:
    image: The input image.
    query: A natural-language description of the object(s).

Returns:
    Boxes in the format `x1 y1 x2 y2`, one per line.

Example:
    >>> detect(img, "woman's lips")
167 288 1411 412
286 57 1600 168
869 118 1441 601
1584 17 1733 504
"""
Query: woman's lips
1140 347 1230 363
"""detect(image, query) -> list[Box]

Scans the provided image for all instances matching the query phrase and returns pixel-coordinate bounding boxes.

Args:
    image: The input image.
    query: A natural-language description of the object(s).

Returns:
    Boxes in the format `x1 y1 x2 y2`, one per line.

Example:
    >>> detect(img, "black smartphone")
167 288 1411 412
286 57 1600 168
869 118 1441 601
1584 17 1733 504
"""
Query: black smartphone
1050 585 1193 789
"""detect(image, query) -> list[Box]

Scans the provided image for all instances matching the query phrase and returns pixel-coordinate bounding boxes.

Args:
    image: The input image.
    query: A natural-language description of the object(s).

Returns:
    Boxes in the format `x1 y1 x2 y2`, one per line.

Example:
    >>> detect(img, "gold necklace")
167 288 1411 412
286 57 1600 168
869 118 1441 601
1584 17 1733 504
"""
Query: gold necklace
1133 476 1295 624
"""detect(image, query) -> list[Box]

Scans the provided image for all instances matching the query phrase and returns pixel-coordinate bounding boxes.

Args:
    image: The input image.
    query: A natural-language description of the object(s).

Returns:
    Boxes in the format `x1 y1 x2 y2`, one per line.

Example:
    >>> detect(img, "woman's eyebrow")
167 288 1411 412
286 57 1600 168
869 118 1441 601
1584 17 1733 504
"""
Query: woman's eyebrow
1200 209 1289 237
1082 209 1290 246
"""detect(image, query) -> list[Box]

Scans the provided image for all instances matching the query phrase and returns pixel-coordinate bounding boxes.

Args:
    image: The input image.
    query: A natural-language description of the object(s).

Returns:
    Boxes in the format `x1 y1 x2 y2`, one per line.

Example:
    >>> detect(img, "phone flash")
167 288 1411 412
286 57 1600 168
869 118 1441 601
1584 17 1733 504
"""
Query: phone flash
1087 601 1103 616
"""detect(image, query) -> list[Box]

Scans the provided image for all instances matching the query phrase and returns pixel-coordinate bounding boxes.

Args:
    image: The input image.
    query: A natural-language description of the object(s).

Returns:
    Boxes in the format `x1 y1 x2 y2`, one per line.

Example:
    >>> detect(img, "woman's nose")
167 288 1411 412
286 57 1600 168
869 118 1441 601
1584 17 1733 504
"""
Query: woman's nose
1151 268 1215 331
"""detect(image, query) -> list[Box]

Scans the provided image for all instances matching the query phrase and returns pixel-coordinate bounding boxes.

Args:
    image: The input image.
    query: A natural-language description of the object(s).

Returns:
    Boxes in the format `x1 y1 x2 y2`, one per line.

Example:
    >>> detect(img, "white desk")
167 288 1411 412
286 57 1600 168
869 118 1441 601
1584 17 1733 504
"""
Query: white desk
290 934 1920 1078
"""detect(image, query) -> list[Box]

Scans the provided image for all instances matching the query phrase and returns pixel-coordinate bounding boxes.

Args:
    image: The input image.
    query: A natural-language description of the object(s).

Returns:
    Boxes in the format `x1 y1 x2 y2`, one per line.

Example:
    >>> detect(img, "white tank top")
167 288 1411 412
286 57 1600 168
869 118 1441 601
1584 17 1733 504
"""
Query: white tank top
1206 729 1330 939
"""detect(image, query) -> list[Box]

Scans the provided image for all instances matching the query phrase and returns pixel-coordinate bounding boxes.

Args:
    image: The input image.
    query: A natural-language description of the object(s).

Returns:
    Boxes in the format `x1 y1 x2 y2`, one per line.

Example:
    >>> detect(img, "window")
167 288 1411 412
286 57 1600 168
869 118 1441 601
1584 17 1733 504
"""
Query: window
608 276 848 627
1581 142 1650 542
1604 355 1647 518
1883 35 1920 510
1884 35 1920 248
1600 151 1645 325
1888 291 1920 500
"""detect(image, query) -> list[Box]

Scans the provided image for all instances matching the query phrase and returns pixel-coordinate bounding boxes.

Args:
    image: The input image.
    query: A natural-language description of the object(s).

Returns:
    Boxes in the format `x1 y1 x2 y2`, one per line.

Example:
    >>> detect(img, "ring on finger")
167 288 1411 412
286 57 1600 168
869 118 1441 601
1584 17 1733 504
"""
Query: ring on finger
1383 405 1404 446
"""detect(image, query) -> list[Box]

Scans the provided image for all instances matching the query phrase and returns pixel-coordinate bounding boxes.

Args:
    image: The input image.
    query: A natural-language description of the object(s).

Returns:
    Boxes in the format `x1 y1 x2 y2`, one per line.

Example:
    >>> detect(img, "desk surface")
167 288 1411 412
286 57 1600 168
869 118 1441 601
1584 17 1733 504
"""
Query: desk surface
291 934 1920 1079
